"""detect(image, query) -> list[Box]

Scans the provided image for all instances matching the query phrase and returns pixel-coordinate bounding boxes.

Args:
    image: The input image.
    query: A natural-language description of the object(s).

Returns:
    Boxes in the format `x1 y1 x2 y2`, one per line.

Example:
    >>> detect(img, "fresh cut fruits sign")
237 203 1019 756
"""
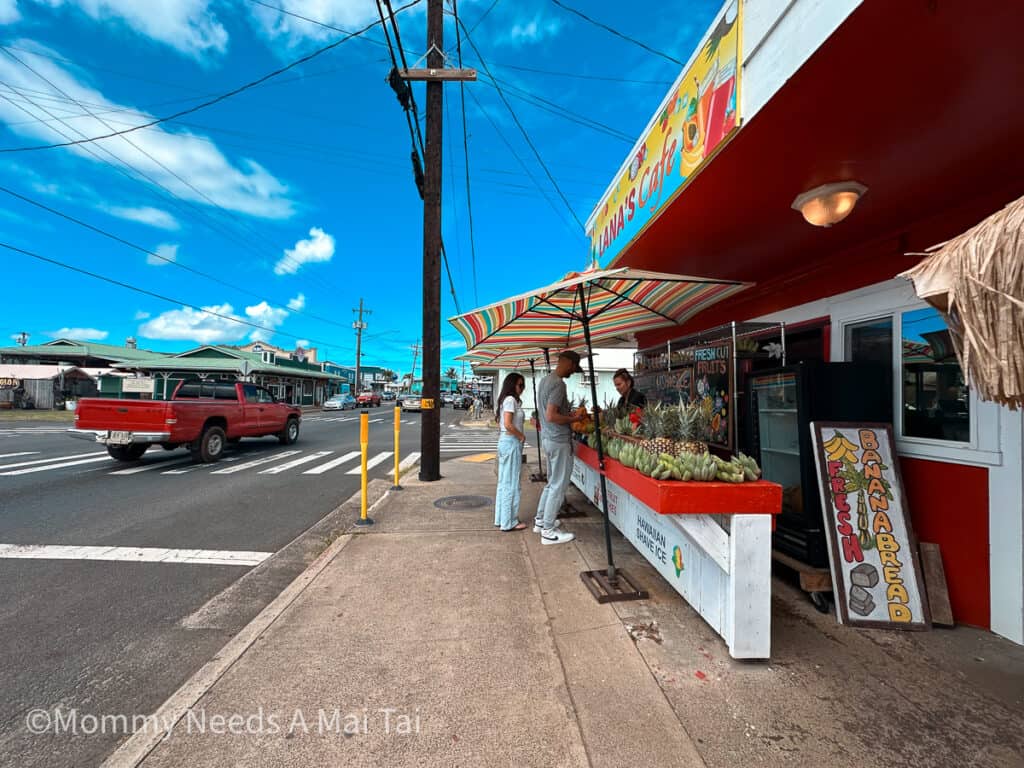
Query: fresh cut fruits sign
586 0 741 267
810 423 931 630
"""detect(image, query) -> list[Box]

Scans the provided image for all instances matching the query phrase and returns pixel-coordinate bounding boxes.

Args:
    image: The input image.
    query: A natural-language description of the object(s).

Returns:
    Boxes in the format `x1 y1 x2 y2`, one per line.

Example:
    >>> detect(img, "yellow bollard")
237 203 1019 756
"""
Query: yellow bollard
355 410 374 527
391 406 402 490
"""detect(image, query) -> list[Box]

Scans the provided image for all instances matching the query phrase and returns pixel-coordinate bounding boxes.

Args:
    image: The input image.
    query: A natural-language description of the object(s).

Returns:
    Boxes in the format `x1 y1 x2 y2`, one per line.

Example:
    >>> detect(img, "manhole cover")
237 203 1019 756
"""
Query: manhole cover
433 495 492 510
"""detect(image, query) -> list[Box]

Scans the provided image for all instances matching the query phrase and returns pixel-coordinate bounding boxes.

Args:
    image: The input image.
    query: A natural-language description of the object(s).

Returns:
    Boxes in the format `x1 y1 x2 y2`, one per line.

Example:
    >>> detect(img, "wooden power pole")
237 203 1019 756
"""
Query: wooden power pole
353 298 370 393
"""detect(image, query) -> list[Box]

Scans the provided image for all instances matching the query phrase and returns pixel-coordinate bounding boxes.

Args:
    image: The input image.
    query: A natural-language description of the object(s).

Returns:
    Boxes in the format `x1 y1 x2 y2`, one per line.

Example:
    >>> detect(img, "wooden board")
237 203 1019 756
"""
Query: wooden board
810 422 932 631
919 542 954 626
772 548 833 593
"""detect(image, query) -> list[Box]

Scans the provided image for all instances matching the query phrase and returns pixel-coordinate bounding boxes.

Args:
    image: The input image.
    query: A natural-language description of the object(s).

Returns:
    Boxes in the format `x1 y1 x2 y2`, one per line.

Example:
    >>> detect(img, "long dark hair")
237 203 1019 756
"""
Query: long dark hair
614 368 634 388
494 373 525 422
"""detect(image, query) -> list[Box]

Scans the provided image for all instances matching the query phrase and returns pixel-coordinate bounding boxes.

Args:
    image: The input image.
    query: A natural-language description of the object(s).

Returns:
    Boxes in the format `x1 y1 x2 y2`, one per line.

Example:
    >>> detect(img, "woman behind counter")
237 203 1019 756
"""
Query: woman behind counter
613 368 647 409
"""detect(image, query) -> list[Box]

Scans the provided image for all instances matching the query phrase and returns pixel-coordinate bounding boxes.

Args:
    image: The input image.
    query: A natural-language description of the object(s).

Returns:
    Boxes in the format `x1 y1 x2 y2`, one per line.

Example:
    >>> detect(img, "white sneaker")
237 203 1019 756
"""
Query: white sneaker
540 529 575 545
533 519 562 533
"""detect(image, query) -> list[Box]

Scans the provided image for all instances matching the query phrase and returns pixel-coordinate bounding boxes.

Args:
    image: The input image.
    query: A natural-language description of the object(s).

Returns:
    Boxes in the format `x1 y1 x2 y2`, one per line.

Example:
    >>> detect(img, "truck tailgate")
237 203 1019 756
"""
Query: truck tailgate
74 398 172 432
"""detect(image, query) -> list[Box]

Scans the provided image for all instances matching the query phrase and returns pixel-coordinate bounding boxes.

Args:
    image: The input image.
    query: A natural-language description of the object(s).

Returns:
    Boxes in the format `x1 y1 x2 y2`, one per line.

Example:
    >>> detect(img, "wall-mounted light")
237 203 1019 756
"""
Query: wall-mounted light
792 181 867 227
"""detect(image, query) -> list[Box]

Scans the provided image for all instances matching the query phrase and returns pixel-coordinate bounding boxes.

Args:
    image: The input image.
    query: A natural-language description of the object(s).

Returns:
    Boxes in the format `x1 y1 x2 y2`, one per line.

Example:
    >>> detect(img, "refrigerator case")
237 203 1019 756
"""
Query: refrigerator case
745 362 892 568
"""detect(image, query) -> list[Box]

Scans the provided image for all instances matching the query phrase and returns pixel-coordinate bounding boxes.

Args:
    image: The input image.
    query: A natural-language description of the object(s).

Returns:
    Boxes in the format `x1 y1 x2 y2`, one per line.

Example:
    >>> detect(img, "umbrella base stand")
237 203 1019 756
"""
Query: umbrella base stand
559 502 587 519
529 472 547 483
580 568 648 604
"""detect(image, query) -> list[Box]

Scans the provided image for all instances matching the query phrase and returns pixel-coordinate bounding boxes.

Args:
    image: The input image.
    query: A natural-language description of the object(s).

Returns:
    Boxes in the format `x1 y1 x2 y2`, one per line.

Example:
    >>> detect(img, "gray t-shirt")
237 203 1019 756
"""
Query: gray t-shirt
536 372 570 442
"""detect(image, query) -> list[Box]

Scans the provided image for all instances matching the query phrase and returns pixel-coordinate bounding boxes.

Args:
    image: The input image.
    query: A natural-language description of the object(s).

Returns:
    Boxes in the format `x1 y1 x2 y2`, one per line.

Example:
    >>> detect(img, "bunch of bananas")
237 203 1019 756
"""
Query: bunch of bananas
734 452 763 481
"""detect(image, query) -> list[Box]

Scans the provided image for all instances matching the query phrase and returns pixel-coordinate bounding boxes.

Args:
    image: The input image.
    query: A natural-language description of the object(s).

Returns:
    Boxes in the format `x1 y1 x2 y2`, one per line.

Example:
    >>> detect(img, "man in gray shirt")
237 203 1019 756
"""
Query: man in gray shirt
534 350 586 544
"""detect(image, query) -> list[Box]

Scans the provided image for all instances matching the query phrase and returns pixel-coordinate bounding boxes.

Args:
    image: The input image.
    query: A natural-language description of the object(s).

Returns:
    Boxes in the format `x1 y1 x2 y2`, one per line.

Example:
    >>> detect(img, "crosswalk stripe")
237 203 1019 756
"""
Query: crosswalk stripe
0 454 112 476
163 455 240 475
369 418 385 424
345 451 393 474
210 450 301 475
0 544 271 566
302 451 360 475
109 455 196 475
259 451 333 474
0 451 106 471
0 451 39 460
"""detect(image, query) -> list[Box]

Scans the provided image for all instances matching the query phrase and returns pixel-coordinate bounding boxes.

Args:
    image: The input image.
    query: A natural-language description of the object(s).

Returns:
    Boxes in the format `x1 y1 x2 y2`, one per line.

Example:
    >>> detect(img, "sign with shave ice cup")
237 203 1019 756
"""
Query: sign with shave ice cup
811 422 931 630
586 0 741 267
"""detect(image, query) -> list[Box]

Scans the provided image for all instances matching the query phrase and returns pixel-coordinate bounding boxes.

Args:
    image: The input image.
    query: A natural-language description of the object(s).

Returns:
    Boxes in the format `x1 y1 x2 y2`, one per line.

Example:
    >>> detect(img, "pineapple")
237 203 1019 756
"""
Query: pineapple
676 399 709 455
660 402 685 457
639 403 674 457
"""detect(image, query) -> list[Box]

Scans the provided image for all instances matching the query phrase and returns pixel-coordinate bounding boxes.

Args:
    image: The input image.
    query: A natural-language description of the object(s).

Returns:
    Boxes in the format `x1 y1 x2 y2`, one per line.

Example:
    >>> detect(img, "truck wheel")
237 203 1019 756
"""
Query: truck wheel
192 426 226 463
108 445 148 462
279 417 299 445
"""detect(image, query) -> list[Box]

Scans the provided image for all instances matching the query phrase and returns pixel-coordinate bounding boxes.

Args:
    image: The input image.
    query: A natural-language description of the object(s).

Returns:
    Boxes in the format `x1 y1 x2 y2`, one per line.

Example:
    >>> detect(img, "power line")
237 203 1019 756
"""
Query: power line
378 0 462 314
465 86 579 237
0 185 358 334
0 0 423 154
468 0 502 34
456 17 584 232
490 61 674 86
0 240 351 351
452 0 479 306
548 0 682 66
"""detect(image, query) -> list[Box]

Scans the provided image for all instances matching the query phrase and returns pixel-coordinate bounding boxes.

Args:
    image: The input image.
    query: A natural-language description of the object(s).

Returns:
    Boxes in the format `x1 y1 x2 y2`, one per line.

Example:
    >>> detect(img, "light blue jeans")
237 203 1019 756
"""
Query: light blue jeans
536 437 573 531
494 435 523 530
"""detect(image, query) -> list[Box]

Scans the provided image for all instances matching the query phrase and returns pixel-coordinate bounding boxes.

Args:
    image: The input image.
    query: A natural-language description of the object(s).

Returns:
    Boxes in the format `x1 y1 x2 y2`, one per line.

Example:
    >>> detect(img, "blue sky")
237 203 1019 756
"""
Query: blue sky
0 0 720 376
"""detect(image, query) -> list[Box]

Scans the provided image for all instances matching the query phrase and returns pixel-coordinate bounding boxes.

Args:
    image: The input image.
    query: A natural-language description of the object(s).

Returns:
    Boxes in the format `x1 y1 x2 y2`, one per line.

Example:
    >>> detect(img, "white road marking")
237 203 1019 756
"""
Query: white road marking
302 451 360 475
0 544 270 567
0 451 39 460
210 450 301 475
0 454 112 476
402 420 415 424
345 451 393 474
259 451 333 474
109 455 196 475
369 418 385 424
162 456 240 475
0 451 106 471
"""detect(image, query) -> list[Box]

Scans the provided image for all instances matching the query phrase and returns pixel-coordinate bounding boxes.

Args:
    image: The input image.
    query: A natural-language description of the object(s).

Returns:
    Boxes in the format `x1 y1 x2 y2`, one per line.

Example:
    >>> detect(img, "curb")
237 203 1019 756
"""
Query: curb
100 489 394 768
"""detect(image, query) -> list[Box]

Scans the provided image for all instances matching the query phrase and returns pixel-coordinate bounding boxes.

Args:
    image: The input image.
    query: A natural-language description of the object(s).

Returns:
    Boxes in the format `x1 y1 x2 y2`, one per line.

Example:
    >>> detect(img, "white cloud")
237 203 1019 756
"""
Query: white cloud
0 42 295 219
296 339 310 348
287 293 306 311
441 339 466 351
248 0 397 47
134 310 151 320
0 0 19 24
138 300 291 344
503 16 563 45
46 327 109 341
102 205 180 230
275 227 334 276
28 0 227 59
147 242 179 266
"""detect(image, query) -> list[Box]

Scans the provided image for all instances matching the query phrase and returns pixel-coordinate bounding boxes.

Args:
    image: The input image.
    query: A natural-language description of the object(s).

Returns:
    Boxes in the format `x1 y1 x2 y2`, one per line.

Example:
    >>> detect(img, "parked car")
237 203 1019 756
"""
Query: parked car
401 396 423 412
441 393 455 406
452 395 473 410
69 379 301 463
357 390 382 407
323 393 357 411
381 391 397 402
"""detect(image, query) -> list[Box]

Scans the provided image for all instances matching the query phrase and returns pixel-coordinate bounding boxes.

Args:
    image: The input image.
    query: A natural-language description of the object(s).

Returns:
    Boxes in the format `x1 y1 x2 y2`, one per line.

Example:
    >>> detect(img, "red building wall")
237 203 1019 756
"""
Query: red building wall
899 457 990 628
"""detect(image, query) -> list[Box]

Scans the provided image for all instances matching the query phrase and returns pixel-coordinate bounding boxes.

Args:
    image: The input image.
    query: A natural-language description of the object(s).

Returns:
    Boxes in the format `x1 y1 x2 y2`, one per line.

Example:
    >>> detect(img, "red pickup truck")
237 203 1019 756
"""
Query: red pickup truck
356 390 381 407
69 380 302 463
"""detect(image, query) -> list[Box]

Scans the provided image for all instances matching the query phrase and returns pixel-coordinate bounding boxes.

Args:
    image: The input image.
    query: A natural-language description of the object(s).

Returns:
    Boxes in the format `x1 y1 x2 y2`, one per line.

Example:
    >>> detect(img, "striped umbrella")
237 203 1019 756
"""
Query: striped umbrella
449 267 751 351
449 266 752 596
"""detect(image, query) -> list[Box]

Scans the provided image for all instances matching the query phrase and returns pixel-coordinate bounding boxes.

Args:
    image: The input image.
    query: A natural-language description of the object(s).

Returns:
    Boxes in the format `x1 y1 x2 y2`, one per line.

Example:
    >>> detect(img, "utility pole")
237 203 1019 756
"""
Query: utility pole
353 298 370 393
408 340 420 392
396 0 475 480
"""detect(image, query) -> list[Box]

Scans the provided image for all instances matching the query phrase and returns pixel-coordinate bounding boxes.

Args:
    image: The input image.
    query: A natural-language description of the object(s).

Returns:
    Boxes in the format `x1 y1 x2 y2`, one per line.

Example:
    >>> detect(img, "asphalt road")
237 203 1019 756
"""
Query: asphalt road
0 405 501 768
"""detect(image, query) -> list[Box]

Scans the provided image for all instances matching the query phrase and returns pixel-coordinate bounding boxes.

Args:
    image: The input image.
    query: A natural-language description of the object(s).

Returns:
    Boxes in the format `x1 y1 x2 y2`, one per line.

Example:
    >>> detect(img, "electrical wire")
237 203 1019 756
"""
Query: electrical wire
548 0 682 66
0 185 359 334
0 0 423 154
489 61 674 86
456 17 584 232
452 0 479 307
0 240 351 351
468 0 502 34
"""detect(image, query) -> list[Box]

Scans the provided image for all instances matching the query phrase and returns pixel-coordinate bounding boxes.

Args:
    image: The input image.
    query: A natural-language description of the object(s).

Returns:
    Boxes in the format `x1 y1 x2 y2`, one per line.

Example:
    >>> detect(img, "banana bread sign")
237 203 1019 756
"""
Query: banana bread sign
586 0 741 267
810 423 931 630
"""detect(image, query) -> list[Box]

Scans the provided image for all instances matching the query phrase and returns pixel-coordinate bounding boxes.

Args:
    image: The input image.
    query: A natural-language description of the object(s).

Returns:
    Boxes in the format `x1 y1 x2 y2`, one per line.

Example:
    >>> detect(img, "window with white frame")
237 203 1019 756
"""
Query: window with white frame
842 307 970 444
582 372 599 386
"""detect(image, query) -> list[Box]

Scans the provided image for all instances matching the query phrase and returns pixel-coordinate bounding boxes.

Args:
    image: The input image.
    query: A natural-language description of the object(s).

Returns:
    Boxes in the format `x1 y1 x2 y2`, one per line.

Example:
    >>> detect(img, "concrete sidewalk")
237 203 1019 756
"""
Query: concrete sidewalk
107 449 1024 768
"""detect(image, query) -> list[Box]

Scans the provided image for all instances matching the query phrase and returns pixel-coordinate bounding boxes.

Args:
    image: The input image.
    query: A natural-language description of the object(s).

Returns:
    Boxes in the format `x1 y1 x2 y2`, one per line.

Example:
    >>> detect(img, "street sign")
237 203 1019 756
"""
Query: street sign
421 398 435 409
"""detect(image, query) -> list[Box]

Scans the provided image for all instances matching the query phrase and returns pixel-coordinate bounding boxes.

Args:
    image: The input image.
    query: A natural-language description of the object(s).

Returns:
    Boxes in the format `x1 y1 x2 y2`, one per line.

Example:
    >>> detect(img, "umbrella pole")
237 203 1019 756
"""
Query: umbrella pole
576 289 647 604
529 358 546 482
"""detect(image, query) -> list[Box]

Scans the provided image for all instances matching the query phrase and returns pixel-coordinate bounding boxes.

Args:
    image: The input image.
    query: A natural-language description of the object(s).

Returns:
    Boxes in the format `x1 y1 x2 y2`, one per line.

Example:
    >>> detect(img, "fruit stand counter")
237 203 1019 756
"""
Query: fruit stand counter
572 443 782 659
